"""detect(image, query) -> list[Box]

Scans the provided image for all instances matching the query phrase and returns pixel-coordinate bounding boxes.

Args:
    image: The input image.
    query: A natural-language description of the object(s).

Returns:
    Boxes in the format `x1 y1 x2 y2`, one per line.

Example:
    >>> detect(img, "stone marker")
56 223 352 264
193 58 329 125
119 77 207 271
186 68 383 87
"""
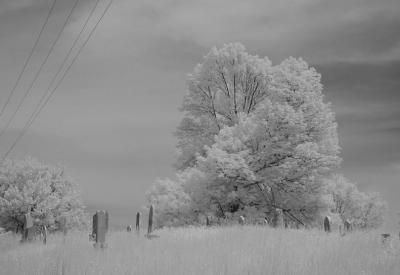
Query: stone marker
42 225 48 244
127 225 132 232
22 212 34 242
91 210 108 248
147 205 153 236
275 208 284 228
238 215 245 225
136 212 140 233
344 220 352 232
206 216 211 227
324 216 331 233
381 233 391 244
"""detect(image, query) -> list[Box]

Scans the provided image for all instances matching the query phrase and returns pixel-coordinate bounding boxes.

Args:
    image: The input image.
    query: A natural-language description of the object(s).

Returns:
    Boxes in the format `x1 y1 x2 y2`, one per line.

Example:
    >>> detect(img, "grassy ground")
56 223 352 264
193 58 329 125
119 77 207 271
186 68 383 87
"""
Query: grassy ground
0 226 399 275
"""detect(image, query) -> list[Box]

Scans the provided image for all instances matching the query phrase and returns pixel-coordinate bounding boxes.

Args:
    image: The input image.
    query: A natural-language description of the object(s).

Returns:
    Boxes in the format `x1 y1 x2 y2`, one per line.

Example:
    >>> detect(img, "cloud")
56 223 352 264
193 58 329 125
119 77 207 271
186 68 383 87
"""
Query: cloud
131 0 400 64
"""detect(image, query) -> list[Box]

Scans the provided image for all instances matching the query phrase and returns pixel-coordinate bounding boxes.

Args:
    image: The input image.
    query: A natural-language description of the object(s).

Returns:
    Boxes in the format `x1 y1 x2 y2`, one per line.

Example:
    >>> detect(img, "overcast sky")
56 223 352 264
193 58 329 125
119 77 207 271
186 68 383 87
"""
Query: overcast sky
0 0 399 228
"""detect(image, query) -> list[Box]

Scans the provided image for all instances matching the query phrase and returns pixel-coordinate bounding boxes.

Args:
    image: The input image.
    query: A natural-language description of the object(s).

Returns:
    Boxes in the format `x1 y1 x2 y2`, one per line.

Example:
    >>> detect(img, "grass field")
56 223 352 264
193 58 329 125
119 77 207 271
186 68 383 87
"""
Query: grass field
0 226 399 275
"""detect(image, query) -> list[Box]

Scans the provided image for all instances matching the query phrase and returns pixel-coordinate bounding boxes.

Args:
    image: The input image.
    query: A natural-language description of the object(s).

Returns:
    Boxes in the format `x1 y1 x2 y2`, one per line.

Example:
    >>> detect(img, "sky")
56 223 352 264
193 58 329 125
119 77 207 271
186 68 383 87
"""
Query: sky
0 0 399 229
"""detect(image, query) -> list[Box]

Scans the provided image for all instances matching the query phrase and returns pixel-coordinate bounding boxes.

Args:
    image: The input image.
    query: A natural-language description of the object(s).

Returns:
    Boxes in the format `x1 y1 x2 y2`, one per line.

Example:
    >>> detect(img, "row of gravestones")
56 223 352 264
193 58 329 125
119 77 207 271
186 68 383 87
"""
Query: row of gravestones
323 216 353 235
89 205 156 249
18 207 396 247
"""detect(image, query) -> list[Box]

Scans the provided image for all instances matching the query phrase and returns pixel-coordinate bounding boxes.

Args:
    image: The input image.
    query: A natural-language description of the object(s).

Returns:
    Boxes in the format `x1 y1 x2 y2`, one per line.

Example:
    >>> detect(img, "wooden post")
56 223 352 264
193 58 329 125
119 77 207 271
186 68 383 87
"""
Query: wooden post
91 210 108 248
324 216 331 233
147 205 153 236
136 212 140 234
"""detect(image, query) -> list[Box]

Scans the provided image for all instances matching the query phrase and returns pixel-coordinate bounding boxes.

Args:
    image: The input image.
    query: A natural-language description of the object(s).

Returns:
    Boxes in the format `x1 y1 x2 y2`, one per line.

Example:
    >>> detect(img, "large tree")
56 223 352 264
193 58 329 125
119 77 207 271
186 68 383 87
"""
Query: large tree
148 43 385 228
0 158 87 233
173 43 340 225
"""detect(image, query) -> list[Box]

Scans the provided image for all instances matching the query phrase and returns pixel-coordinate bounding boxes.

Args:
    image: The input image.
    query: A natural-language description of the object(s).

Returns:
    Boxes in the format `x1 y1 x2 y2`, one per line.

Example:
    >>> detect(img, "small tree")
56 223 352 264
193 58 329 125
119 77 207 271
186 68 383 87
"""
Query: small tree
326 174 387 229
0 158 87 233
146 176 193 228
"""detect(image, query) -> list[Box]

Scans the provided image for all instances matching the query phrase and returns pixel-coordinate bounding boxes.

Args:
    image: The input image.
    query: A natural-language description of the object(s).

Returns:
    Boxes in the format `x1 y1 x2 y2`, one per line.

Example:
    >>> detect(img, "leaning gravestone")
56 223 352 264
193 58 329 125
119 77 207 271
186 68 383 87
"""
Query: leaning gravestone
324 216 331 233
91 210 108 248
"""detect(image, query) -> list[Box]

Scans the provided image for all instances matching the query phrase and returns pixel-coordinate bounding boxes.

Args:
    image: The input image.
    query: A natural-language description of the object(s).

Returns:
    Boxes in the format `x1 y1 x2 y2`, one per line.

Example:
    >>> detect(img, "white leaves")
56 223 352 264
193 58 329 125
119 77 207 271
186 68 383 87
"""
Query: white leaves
0 158 86 231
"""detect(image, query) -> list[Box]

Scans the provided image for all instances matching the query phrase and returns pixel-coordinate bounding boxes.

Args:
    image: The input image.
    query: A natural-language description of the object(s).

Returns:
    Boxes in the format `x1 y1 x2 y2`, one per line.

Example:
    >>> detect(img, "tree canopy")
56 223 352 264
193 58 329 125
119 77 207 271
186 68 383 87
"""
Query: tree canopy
0 158 87 232
147 43 386 229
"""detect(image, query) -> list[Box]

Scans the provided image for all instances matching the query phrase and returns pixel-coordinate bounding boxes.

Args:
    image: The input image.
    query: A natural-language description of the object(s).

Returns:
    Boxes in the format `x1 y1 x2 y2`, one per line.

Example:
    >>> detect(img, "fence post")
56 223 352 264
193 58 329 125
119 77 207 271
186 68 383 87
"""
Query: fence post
91 210 108 248
136 212 140 234
147 205 153 236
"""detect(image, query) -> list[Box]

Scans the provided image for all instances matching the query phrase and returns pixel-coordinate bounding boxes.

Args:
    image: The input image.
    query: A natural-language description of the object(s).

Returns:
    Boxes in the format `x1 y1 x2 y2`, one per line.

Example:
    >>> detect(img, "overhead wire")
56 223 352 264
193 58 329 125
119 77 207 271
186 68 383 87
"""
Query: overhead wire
23 0 101 138
3 0 114 159
0 0 81 140
0 0 58 116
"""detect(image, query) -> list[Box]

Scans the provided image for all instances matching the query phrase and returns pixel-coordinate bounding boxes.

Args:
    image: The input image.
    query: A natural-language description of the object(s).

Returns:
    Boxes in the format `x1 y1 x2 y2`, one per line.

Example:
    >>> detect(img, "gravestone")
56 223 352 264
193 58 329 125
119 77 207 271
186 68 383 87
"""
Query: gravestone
275 209 284 228
127 225 132 232
381 233 391 244
147 205 153 236
324 216 331 233
344 220 352 232
59 216 67 236
22 212 34 242
206 216 211 227
92 210 108 248
42 225 48 244
238 216 245 225
136 212 140 233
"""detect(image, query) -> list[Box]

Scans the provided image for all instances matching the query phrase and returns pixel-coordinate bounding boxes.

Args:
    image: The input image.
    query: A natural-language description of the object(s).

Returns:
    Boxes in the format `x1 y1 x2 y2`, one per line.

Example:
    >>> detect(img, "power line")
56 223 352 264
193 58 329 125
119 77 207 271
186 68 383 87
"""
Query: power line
0 0 80 140
0 0 57 116
25 0 101 136
3 0 114 159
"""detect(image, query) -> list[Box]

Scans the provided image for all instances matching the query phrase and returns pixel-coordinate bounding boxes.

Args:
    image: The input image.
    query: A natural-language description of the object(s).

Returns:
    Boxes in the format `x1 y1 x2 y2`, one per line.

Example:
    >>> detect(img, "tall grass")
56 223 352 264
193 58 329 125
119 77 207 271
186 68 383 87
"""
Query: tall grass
0 226 399 275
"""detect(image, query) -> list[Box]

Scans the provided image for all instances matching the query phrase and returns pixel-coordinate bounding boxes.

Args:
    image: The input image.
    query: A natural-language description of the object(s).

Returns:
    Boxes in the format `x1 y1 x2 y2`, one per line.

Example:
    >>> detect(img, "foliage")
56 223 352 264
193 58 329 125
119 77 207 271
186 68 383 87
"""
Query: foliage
153 43 341 227
0 158 87 233
145 177 194 228
148 43 386 229
326 174 387 229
